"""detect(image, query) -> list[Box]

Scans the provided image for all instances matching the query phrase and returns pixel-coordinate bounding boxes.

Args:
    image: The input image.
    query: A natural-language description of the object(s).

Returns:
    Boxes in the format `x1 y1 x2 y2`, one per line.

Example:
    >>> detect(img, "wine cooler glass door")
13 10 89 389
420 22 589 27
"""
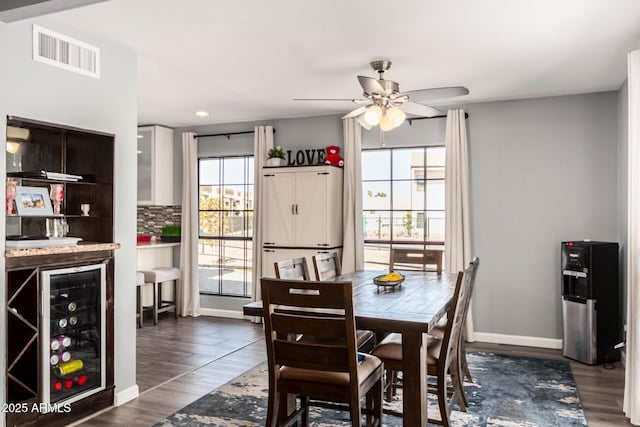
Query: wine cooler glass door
40 263 106 406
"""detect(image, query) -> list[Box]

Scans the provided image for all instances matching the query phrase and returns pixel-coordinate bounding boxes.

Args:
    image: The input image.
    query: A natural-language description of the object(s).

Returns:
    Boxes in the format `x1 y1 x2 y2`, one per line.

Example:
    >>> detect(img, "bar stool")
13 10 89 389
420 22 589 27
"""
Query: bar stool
141 267 180 324
136 271 155 328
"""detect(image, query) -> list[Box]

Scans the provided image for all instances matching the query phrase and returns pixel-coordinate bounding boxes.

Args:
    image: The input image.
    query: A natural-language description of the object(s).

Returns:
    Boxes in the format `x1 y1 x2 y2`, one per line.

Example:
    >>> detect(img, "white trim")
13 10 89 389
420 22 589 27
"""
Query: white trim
114 384 139 406
200 308 245 319
473 332 562 349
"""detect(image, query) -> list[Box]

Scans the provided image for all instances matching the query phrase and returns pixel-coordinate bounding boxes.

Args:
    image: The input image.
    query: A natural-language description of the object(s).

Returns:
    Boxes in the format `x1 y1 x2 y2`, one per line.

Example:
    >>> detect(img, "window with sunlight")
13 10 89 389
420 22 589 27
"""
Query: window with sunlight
198 156 254 297
361 146 445 269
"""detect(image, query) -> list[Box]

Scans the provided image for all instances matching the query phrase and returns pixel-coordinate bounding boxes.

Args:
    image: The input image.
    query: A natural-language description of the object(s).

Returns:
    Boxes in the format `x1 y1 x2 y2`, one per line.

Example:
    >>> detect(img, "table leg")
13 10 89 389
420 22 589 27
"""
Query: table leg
402 330 426 427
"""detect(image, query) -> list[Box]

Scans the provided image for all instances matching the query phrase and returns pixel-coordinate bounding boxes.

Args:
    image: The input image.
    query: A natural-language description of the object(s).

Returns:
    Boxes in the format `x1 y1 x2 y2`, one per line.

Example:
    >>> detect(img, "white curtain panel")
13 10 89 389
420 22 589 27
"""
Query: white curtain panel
179 132 201 317
341 118 364 273
625 49 640 426
252 125 274 306
444 109 474 339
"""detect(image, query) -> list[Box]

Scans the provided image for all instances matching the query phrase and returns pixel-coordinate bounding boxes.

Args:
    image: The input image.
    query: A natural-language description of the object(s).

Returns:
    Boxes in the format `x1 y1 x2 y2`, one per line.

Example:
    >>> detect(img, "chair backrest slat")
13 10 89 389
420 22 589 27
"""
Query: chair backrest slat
313 252 341 281
263 278 348 309
275 257 310 280
389 248 442 273
272 313 347 338
274 340 350 372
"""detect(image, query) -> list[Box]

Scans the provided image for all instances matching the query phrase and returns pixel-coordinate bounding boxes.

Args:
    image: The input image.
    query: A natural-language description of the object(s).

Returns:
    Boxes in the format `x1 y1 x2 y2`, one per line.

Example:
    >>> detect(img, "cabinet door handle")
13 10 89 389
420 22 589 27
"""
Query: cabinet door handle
264 249 275 253
264 242 275 245
317 251 330 254
291 204 295 215
295 204 299 215
317 172 330 175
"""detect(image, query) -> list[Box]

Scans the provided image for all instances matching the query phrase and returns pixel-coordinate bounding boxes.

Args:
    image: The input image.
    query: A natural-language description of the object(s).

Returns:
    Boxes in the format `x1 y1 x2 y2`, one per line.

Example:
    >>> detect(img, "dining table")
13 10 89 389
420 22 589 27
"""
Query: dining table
243 269 457 427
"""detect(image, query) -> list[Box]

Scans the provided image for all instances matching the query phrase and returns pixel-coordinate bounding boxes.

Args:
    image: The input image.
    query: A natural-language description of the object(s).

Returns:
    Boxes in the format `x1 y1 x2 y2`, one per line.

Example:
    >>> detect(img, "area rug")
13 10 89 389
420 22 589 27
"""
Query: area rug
154 352 587 426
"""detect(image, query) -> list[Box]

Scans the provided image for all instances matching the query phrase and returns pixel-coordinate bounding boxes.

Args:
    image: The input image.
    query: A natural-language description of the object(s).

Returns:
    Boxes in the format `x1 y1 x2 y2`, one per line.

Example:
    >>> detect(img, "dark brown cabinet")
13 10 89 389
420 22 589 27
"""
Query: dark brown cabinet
4 117 116 426
6 116 114 243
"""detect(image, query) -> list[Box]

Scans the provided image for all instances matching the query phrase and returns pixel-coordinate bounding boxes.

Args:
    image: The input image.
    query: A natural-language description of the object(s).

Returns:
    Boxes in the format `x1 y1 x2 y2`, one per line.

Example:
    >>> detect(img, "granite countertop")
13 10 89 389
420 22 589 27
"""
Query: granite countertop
5 242 121 258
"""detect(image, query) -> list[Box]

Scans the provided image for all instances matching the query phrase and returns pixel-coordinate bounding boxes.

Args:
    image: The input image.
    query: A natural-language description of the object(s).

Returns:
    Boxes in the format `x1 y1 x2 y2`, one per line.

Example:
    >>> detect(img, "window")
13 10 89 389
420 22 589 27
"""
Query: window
361 146 445 269
198 156 254 297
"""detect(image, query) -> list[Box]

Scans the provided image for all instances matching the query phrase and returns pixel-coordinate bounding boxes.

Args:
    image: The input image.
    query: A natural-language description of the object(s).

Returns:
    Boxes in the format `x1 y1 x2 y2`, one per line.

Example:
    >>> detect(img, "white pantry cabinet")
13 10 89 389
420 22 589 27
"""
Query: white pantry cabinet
263 165 342 248
262 165 343 277
137 125 174 205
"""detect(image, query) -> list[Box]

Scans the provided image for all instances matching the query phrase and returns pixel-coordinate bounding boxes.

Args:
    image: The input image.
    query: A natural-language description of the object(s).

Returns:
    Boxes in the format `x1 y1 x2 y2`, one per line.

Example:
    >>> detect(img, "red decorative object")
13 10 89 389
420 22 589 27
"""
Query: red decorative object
136 235 152 243
324 145 344 167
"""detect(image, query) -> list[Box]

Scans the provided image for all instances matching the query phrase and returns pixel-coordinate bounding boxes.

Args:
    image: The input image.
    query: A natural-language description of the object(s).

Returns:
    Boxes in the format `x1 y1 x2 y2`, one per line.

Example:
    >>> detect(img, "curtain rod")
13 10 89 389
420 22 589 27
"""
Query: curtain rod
194 128 276 139
407 112 469 125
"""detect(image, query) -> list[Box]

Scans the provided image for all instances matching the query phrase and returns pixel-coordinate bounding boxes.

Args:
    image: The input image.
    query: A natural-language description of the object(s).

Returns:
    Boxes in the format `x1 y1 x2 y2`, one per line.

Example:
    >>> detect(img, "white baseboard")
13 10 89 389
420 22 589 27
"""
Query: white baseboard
472 332 563 349
114 384 139 406
200 308 245 319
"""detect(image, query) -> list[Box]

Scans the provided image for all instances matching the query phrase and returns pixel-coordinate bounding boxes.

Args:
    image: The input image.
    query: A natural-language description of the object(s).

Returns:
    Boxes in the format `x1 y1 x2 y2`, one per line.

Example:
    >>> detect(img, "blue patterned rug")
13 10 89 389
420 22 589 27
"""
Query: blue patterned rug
154 352 586 426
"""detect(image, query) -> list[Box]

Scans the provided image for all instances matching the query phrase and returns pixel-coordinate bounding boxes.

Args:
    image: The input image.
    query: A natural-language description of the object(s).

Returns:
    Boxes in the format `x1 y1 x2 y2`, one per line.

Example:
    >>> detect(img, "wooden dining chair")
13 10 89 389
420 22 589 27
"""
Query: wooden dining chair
312 251 342 281
274 257 311 280
312 252 375 351
370 260 475 426
261 278 384 427
389 248 443 273
429 257 480 408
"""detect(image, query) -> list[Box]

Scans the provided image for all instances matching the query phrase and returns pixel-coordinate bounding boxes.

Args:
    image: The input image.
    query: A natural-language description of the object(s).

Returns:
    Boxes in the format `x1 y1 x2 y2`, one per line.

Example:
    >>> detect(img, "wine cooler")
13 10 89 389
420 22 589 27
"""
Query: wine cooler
40 263 106 406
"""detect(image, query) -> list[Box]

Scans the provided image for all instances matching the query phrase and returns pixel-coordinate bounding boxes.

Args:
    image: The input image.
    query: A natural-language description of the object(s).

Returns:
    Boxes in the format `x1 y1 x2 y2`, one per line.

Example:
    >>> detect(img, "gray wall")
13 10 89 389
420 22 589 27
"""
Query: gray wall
0 17 138 412
174 91 619 342
464 93 618 339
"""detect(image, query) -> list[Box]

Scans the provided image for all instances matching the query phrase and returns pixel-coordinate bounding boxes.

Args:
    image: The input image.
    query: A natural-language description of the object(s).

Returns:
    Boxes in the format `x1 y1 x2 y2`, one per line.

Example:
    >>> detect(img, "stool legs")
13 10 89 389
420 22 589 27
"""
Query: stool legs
173 279 178 319
136 285 143 328
154 279 178 323
153 281 159 325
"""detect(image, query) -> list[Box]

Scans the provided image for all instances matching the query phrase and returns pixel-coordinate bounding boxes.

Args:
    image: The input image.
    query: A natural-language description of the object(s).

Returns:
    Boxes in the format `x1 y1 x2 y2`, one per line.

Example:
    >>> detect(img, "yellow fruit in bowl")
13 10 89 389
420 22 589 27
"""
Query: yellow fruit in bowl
379 272 404 281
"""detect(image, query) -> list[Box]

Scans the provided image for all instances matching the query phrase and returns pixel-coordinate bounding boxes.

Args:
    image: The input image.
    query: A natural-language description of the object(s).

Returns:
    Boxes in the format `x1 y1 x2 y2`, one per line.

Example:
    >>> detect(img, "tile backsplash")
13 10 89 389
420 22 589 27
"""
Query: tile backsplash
137 205 181 236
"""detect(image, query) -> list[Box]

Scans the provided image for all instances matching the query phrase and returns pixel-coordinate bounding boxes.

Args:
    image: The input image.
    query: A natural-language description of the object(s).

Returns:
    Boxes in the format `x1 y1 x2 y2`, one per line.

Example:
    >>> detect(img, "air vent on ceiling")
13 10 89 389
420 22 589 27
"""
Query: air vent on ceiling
32 25 100 79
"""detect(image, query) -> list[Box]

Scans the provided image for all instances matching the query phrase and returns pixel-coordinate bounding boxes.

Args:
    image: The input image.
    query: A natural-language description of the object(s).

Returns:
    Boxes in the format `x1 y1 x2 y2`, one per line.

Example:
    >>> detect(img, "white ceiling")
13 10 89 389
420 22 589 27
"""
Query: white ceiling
49 0 640 128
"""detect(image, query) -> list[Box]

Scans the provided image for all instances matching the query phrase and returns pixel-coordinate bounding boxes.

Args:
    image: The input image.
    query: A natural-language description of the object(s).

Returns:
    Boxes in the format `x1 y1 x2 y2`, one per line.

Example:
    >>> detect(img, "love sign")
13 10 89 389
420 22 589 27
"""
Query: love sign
286 149 326 166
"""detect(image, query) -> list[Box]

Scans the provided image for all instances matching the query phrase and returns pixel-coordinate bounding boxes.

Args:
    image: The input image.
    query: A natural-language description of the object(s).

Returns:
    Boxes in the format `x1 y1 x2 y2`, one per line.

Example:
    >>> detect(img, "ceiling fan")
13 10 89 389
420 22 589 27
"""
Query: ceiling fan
294 60 469 131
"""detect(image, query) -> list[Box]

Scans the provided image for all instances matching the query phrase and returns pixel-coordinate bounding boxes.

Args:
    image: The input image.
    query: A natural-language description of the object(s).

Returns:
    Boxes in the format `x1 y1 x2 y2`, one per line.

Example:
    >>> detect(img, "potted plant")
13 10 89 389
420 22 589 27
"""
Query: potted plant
267 145 286 166
160 224 181 242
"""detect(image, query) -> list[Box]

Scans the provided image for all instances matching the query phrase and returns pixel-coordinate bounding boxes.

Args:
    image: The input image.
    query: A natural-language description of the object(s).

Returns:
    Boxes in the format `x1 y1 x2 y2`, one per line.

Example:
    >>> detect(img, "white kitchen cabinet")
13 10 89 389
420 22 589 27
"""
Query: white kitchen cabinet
262 165 343 279
137 125 174 205
262 165 342 248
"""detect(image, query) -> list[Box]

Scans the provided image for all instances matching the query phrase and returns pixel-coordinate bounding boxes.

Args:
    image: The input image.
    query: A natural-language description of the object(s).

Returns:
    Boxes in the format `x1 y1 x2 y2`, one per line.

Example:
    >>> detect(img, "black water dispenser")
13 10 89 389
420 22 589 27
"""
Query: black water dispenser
561 241 620 365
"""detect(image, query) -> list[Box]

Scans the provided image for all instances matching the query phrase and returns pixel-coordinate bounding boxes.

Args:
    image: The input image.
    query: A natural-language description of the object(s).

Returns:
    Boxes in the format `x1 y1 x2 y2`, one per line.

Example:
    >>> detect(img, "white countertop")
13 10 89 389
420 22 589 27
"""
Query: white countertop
137 241 181 249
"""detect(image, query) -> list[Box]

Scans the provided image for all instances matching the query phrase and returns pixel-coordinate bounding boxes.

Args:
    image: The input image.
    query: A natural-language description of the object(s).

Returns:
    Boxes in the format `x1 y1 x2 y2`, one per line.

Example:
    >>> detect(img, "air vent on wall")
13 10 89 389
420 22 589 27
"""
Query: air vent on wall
32 25 100 79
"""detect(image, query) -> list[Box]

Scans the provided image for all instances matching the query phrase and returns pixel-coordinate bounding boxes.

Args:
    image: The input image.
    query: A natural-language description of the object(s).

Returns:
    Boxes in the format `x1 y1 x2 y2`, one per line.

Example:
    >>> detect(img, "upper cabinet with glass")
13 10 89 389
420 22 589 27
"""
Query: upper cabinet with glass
137 125 174 205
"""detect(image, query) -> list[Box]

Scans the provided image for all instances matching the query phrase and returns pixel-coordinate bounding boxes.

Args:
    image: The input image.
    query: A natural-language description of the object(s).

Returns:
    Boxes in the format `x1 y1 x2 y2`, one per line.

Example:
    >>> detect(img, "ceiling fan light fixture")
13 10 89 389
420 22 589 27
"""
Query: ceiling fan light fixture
357 114 373 130
386 106 406 128
379 113 395 132
363 105 382 126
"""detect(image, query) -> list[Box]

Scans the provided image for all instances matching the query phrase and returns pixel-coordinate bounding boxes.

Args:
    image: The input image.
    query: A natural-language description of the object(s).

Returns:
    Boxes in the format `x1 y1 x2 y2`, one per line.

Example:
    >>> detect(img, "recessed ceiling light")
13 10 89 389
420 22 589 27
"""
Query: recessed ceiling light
195 111 210 117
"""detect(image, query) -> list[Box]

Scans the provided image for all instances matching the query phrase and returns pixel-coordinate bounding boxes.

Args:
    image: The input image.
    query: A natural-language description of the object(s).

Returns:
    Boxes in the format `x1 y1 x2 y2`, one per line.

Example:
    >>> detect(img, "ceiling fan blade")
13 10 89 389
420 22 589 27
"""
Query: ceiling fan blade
358 76 386 95
342 105 368 119
402 101 442 117
405 86 469 103
292 98 356 101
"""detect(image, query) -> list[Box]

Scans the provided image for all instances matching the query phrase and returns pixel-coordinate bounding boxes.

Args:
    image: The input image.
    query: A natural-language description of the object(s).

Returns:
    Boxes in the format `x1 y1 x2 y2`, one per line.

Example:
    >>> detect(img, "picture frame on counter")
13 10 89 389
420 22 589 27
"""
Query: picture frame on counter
15 185 54 216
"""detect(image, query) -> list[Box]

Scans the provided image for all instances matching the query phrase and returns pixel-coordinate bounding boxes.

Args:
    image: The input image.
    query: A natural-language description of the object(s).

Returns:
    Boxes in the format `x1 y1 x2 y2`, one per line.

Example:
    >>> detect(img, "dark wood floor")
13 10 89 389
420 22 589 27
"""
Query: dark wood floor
72 316 630 426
